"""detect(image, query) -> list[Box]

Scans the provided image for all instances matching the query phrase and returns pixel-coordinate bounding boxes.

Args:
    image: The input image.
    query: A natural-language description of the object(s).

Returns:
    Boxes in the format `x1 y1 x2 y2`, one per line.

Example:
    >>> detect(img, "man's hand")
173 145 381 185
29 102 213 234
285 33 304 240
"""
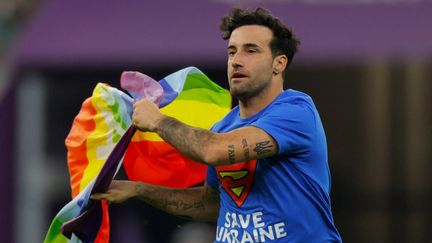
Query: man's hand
132 99 165 132
91 180 138 204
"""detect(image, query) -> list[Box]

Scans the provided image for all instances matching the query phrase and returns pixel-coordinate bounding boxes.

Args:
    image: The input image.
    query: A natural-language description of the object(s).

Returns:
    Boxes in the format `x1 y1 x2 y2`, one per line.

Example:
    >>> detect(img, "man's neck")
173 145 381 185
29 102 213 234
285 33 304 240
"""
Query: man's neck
238 84 282 118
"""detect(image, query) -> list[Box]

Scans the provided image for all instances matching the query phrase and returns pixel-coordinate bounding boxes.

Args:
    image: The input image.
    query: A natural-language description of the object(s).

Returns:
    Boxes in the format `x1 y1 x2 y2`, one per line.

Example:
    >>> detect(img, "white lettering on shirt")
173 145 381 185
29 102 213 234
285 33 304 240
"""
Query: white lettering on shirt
217 211 287 242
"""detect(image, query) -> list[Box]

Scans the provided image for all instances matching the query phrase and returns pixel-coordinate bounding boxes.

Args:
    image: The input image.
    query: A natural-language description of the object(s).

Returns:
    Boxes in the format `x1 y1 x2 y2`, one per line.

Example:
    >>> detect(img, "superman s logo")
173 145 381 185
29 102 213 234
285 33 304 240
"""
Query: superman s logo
216 160 257 207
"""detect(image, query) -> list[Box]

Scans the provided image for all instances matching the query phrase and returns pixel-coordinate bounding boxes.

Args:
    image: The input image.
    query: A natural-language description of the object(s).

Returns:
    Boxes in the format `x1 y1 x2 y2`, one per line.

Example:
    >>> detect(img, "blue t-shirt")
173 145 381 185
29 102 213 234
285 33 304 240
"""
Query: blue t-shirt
206 89 342 242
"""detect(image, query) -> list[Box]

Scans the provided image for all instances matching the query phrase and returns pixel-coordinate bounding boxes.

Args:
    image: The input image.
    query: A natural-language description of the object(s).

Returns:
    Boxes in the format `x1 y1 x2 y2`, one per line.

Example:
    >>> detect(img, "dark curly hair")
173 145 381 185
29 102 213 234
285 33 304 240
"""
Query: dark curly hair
220 8 300 75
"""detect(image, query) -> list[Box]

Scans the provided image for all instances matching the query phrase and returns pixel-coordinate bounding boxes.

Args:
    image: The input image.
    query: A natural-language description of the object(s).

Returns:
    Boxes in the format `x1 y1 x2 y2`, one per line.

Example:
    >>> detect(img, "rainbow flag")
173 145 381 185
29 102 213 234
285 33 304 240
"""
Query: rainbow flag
124 67 232 188
44 67 231 243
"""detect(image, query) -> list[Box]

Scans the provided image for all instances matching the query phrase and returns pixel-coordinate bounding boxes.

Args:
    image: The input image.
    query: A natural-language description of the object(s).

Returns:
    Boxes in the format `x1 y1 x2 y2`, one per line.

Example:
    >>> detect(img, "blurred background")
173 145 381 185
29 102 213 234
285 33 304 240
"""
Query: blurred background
1 0 431 242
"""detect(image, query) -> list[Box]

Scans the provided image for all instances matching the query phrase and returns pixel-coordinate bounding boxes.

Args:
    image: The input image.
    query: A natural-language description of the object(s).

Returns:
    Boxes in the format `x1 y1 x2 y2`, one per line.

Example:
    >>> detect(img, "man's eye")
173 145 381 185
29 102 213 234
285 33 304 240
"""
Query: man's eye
247 49 257 53
228 51 235 56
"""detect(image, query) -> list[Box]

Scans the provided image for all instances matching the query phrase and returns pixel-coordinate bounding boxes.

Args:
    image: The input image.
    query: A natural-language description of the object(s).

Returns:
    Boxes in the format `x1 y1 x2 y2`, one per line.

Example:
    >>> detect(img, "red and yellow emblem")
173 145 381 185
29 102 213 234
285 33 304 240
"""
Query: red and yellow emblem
216 160 257 207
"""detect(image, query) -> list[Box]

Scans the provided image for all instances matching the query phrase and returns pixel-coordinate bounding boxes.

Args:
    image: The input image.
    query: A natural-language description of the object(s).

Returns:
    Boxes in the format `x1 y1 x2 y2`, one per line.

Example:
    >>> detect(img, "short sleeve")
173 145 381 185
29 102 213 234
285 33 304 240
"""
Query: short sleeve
205 165 219 188
251 101 315 155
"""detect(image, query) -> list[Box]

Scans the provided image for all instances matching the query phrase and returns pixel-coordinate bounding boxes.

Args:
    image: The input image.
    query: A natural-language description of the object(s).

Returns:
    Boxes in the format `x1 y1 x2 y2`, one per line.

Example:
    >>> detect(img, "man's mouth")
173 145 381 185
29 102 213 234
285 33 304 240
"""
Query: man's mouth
231 72 247 80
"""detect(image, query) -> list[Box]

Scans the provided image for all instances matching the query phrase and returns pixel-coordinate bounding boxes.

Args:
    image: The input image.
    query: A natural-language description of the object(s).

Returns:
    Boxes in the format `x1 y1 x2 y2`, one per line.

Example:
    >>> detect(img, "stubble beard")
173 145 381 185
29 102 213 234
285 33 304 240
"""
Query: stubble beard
229 76 272 102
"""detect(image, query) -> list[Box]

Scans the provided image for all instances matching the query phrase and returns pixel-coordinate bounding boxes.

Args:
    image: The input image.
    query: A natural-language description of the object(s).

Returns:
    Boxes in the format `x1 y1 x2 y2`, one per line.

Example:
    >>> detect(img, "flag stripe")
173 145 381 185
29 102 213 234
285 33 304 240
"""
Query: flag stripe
124 141 207 188
175 88 231 107
66 98 97 198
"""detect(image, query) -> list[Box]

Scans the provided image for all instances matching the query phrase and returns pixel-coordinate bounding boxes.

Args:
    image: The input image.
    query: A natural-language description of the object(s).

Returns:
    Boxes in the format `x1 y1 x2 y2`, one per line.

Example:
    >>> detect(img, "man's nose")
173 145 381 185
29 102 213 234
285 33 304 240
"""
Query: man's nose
230 53 243 68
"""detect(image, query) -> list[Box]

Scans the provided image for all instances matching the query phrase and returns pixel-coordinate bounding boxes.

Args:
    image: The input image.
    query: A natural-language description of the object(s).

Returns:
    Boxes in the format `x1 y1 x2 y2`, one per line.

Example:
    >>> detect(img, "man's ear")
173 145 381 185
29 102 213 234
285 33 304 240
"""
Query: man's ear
272 55 288 75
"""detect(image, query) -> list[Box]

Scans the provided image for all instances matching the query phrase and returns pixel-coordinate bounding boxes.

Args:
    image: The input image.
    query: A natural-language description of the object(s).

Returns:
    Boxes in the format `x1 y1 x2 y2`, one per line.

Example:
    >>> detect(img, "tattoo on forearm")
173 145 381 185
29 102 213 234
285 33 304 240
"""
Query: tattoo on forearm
242 138 250 161
159 199 205 211
136 182 219 221
139 185 206 216
228 145 235 164
157 117 215 162
253 141 273 156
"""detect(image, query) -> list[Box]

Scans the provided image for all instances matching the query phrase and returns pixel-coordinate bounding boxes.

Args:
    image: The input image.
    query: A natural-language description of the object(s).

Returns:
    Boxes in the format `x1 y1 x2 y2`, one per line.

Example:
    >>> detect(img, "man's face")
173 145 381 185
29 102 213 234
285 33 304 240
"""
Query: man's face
227 25 274 100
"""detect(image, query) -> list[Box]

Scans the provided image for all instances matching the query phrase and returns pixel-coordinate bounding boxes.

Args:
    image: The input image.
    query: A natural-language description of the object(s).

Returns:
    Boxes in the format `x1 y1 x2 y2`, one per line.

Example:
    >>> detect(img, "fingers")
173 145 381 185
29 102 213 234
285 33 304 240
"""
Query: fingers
90 193 113 206
91 193 117 205
90 180 128 202
90 193 108 201
132 99 162 132
132 98 149 110
132 99 146 130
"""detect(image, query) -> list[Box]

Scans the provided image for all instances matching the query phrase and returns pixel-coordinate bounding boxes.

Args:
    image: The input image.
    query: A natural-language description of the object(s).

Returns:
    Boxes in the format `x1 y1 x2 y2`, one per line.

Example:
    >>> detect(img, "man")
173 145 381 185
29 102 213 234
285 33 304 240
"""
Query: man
92 7 342 242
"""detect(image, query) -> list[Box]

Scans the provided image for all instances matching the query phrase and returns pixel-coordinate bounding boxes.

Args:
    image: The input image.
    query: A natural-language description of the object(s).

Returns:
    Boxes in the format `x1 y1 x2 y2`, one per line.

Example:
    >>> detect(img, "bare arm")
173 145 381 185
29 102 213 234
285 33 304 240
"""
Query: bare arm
155 117 277 165
133 99 278 166
91 180 220 222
